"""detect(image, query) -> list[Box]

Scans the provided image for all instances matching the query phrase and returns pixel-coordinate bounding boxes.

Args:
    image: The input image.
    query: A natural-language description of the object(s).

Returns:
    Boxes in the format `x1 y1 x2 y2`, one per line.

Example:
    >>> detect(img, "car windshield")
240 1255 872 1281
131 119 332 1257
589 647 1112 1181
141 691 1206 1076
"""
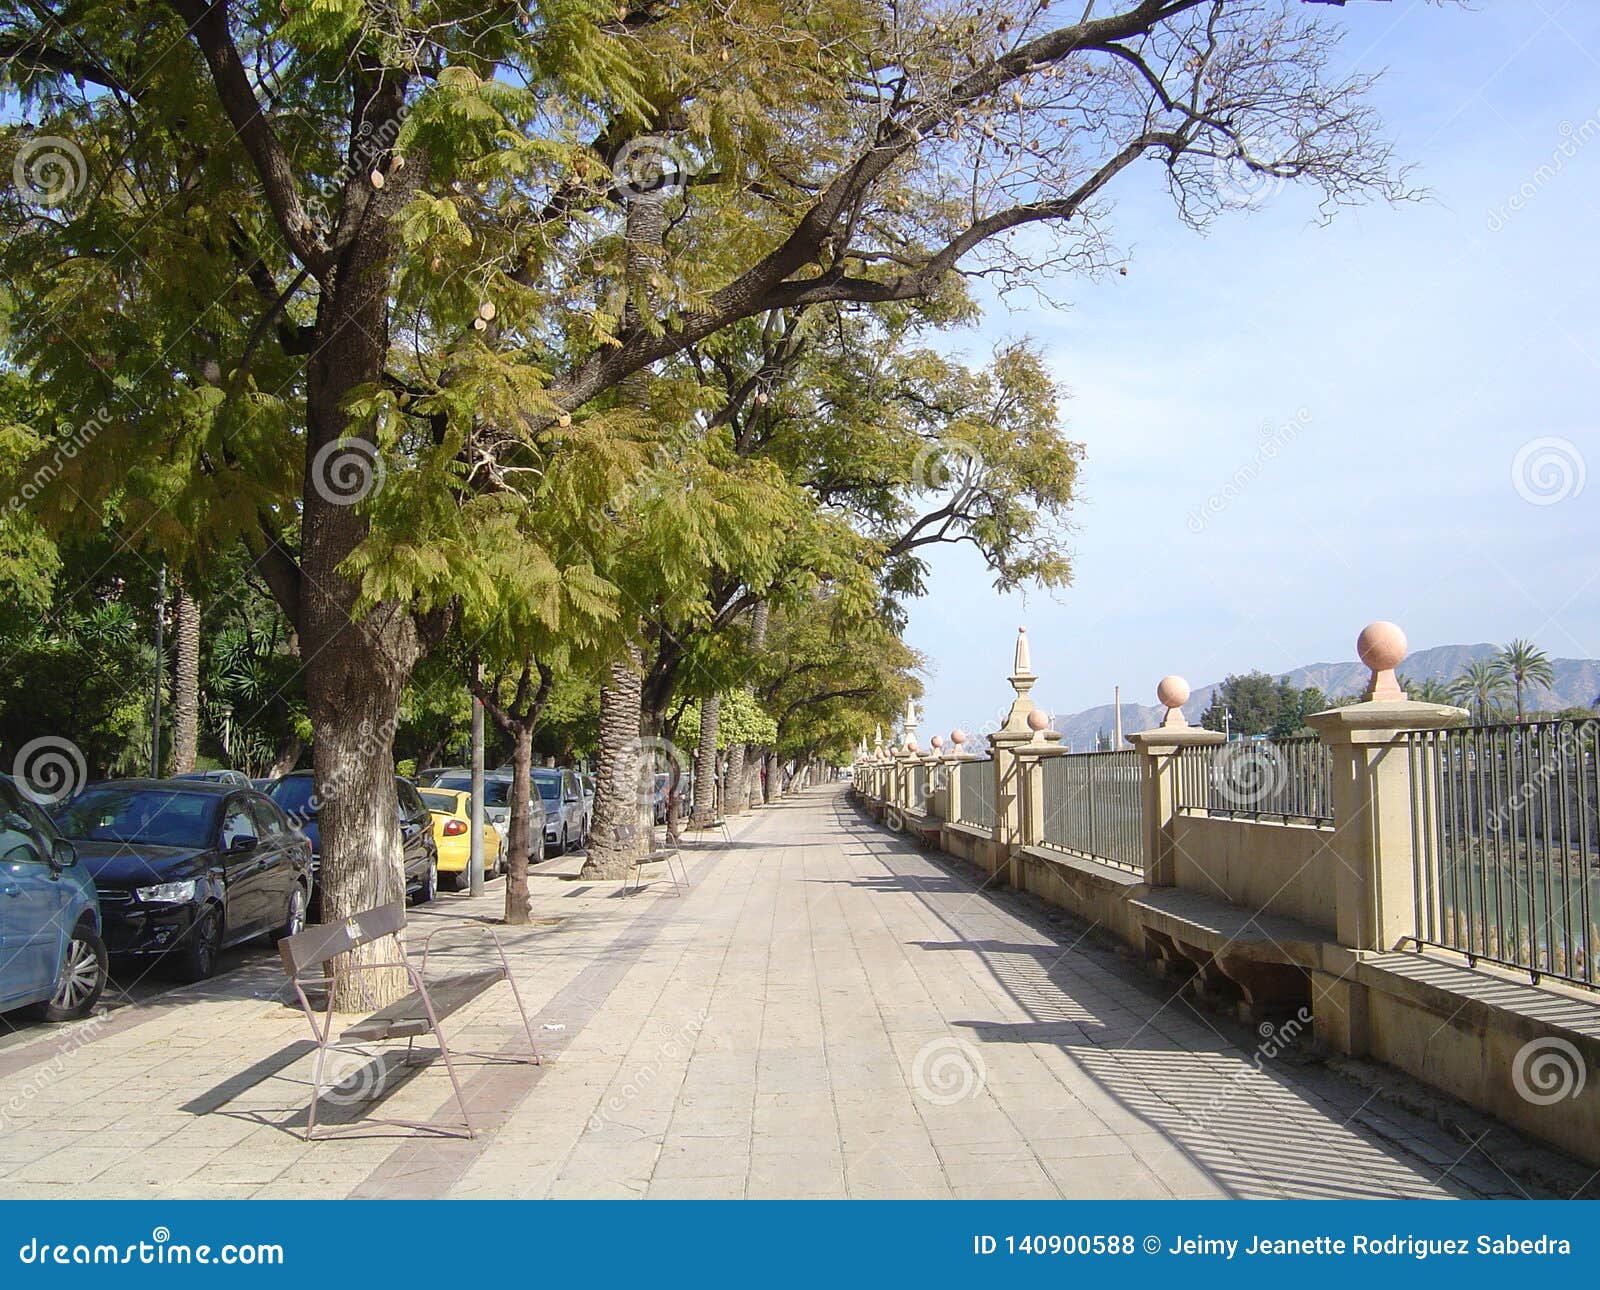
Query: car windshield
531 772 561 803
53 787 219 848
420 790 461 813
433 775 511 807
266 776 316 818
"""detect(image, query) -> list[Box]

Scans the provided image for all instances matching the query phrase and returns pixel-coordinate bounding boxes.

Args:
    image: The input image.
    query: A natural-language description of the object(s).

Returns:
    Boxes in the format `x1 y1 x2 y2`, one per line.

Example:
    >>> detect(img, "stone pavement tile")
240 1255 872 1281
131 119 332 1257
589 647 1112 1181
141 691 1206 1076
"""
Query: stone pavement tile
845 1157 953 1199
653 1137 751 1180
944 1160 1061 1199
555 1140 662 1181
1043 1155 1174 1200
548 1178 650 1199
647 1174 747 1199
1029 1134 1136 1161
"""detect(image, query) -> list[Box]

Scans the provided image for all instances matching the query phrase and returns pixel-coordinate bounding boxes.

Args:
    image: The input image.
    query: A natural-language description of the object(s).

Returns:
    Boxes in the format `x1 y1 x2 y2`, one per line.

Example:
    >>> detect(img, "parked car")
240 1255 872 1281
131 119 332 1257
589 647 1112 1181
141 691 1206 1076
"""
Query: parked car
425 771 529 859
531 768 586 854
0 774 106 1020
51 779 311 982
419 787 509 891
170 769 252 787
653 772 671 824
266 771 439 910
416 766 466 788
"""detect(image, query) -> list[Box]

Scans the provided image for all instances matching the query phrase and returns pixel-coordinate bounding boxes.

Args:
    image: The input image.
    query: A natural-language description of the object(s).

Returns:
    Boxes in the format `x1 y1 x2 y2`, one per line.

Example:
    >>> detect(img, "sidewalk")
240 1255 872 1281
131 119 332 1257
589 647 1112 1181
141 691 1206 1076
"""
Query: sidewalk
0 787 1585 1198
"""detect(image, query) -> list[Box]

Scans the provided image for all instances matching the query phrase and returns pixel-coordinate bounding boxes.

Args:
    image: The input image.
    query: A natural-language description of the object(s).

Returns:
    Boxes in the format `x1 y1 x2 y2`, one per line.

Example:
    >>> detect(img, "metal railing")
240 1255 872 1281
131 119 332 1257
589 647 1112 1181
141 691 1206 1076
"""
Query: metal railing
957 758 995 832
1175 735 1334 825
1039 750 1142 871
1404 719 1599 988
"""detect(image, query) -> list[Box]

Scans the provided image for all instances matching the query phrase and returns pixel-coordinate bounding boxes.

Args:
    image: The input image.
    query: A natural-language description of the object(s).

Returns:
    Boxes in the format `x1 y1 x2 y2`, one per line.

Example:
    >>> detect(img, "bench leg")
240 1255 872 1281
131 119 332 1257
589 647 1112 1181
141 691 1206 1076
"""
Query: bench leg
305 1044 328 1142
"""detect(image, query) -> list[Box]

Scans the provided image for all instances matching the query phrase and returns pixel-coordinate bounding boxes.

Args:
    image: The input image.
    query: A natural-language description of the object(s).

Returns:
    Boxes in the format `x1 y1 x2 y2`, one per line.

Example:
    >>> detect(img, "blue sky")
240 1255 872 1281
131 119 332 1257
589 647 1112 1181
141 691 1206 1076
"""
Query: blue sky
905 0 1600 745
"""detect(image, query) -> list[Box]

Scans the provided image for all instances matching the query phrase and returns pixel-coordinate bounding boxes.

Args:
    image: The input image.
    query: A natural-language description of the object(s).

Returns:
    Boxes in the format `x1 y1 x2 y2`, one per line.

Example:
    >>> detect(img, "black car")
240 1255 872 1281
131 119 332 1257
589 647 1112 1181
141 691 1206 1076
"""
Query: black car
266 771 439 910
51 779 312 982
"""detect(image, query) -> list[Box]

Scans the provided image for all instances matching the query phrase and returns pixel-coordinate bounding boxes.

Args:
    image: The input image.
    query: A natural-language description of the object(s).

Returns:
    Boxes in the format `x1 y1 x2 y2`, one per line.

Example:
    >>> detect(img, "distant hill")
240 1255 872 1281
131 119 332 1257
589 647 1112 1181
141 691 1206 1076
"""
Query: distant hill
1051 645 1600 751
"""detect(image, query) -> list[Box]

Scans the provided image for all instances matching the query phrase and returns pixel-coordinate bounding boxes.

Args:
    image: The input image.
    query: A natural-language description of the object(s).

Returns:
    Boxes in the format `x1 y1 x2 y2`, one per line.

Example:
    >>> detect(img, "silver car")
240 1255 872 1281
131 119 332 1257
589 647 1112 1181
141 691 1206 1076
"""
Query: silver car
426 771 545 863
531 768 586 854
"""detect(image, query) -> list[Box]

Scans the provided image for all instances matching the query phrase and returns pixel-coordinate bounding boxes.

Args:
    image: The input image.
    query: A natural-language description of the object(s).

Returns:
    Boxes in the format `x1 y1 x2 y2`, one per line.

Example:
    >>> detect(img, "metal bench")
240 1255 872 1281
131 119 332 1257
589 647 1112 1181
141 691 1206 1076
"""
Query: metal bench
279 901 539 1141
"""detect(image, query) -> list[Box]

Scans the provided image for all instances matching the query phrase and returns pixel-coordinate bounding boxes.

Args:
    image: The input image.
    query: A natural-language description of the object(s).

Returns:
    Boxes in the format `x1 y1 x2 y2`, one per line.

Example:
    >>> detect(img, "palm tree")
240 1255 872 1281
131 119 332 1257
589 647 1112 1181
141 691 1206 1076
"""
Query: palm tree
1399 675 1452 705
1447 660 1512 724
1495 638 1556 723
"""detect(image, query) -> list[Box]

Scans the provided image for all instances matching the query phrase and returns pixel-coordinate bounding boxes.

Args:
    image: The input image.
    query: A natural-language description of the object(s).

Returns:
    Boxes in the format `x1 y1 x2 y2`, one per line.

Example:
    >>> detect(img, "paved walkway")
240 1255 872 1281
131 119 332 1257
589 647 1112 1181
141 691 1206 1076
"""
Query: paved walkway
0 788 1582 1199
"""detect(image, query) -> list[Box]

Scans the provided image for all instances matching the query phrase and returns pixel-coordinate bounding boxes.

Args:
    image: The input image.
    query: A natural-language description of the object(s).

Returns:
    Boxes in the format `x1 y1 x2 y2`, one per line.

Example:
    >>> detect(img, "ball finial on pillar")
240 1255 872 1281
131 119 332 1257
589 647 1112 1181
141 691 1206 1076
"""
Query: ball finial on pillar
950 728 967 749
930 734 944 751
1157 675 1191 729
1358 620 1408 700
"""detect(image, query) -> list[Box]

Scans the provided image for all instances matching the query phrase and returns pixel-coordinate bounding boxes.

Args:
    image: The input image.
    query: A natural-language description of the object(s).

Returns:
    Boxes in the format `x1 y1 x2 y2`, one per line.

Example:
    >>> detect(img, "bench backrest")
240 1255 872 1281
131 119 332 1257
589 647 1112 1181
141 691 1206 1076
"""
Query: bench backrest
279 901 406 975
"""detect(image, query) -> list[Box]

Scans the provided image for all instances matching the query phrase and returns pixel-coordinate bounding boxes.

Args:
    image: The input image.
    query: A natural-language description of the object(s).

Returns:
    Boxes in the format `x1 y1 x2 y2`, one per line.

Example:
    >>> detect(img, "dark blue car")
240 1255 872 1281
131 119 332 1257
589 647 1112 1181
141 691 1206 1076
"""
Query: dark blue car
52 779 311 981
0 773 105 1020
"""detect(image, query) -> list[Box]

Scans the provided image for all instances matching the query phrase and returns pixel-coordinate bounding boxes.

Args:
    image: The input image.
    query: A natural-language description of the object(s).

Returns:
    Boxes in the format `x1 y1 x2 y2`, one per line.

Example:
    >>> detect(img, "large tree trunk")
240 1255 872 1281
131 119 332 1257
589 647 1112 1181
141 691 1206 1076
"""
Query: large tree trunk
298 91 424 1010
170 585 201 774
763 749 779 804
583 646 646 878
504 723 534 925
690 694 719 827
724 742 750 816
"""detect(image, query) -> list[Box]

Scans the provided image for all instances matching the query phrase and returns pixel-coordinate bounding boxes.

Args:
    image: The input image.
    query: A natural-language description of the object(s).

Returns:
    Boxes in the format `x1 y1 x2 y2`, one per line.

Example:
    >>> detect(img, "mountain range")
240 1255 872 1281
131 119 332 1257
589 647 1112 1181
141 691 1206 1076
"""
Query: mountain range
1049 644 1600 752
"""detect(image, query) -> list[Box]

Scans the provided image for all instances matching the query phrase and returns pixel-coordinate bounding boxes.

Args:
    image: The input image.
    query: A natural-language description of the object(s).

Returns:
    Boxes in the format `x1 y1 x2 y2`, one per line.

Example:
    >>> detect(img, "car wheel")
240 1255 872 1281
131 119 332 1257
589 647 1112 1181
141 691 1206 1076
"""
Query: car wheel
274 884 308 943
449 867 472 893
175 905 223 983
39 921 106 1022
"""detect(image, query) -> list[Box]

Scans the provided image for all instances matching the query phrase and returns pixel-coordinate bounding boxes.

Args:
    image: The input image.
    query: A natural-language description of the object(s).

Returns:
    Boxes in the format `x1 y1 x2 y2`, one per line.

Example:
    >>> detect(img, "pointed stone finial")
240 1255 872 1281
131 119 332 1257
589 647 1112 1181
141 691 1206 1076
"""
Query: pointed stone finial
1157 675 1190 729
1013 626 1032 676
1358 621 1408 701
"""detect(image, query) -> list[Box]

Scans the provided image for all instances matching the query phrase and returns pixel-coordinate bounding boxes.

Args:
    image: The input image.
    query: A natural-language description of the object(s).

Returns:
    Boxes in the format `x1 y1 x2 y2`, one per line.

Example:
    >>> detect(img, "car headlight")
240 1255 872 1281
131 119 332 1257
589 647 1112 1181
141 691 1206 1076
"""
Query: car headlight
136 880 197 904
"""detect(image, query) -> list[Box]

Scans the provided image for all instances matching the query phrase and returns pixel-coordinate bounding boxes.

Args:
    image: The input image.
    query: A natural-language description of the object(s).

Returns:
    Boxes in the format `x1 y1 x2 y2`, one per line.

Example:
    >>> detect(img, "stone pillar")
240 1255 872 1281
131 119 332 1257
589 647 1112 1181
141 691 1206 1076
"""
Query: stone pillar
1126 675 1224 885
1305 621 1466 954
988 628 1059 885
1015 711 1067 852
925 735 948 820
942 730 973 825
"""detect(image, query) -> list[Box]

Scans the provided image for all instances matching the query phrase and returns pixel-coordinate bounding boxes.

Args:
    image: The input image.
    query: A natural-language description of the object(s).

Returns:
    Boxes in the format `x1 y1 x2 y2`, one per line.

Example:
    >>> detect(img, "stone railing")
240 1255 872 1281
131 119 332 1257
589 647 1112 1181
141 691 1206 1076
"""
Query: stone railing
847 621 1600 1168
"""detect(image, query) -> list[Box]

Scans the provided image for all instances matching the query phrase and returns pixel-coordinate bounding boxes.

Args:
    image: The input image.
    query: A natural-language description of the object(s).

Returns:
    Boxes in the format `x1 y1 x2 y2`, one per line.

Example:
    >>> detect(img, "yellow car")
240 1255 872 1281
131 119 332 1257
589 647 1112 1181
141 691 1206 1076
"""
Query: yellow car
420 788 504 891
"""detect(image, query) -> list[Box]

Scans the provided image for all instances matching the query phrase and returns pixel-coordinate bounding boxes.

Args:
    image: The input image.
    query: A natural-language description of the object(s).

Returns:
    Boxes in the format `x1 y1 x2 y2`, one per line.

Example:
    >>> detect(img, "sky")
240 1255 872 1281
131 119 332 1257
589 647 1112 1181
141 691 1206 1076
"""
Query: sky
904 0 1600 746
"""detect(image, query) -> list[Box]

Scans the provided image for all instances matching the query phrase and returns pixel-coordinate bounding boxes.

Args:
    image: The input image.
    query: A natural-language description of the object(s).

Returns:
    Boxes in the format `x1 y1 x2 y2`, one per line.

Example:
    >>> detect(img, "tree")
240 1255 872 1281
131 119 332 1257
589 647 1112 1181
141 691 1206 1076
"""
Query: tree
1447 660 1510 725
1399 674 1453 706
1495 638 1555 723
2 0 1418 1001
169 584 202 774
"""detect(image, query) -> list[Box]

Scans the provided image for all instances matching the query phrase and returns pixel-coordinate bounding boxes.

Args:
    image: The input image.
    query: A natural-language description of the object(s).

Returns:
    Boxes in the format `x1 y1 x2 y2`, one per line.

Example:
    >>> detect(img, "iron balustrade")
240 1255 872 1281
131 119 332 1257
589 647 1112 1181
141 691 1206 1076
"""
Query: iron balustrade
1404 719 1599 989
1175 735 1334 825
957 759 996 832
911 763 929 814
1038 749 1142 871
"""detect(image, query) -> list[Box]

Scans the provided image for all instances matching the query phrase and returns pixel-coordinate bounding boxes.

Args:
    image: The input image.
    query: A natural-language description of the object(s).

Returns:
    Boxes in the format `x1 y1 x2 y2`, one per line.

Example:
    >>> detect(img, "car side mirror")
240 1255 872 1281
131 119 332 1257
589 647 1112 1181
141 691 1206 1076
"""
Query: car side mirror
228 834 259 852
50 837 73 871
